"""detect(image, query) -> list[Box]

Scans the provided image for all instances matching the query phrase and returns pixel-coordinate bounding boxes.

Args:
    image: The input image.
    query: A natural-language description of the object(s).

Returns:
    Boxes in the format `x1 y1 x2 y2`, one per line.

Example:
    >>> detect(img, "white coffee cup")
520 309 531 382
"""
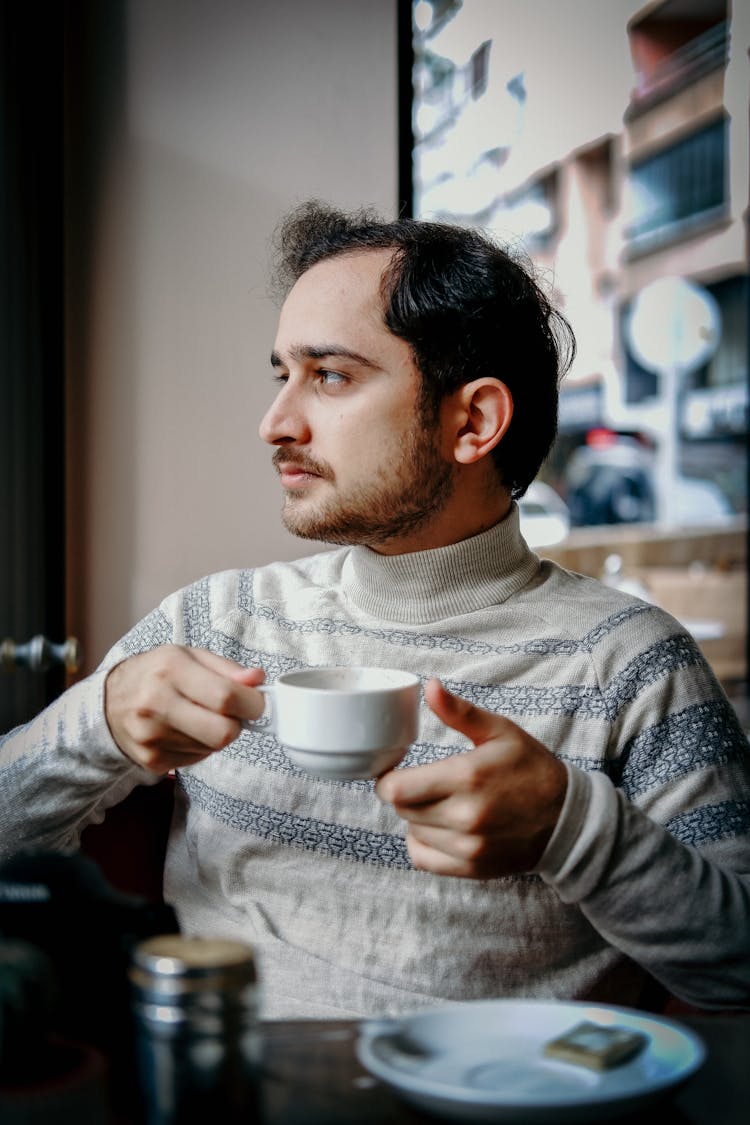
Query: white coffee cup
246 666 420 780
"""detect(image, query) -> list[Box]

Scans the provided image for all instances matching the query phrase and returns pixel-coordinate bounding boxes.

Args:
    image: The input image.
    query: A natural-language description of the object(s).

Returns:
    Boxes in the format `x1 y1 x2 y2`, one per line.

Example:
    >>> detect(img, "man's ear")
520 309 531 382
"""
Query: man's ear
450 379 514 465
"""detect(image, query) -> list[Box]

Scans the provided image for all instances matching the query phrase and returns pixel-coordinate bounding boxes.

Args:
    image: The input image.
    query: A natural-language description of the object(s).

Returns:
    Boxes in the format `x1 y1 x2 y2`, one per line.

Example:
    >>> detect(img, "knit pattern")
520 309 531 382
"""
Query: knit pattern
2 508 748 1016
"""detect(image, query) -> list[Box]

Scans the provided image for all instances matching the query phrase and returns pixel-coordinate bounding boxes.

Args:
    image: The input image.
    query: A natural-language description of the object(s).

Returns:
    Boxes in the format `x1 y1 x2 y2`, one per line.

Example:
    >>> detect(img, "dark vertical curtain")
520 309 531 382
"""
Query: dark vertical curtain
397 0 415 217
0 4 66 729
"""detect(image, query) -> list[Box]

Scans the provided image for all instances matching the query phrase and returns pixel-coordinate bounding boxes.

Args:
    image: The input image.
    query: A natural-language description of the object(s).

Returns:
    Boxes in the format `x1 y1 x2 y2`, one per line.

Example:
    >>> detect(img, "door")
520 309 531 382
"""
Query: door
0 4 67 731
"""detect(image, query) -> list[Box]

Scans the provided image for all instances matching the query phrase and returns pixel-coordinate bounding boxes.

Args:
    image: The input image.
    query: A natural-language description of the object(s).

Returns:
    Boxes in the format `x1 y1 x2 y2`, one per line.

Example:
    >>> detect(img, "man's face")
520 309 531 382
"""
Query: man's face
259 250 454 552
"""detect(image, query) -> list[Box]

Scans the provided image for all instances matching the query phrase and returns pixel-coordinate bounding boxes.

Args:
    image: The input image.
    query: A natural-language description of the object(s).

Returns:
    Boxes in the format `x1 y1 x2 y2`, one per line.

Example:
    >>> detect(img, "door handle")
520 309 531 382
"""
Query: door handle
1 635 83 674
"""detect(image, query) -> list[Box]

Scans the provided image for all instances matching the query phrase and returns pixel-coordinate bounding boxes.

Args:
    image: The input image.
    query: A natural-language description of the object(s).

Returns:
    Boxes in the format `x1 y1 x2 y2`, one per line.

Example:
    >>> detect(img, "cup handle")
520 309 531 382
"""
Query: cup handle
242 683 274 731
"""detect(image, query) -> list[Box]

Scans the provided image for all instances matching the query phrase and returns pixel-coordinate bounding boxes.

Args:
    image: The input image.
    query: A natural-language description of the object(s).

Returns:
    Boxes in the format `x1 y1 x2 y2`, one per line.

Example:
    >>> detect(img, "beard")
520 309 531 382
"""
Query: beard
273 414 455 548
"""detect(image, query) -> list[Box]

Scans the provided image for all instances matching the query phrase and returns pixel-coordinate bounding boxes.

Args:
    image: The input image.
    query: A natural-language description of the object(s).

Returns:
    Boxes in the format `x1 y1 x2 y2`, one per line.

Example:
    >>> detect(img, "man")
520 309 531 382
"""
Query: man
1 203 748 1018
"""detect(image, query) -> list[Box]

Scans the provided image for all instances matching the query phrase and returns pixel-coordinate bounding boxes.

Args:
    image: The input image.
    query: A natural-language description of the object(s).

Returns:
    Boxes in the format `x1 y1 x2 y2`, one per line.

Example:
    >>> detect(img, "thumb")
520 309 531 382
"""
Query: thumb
424 678 509 746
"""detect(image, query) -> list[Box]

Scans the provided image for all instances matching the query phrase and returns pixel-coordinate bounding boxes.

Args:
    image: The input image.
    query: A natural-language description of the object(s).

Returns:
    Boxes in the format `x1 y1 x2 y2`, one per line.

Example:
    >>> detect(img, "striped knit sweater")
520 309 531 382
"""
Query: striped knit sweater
1 507 749 1017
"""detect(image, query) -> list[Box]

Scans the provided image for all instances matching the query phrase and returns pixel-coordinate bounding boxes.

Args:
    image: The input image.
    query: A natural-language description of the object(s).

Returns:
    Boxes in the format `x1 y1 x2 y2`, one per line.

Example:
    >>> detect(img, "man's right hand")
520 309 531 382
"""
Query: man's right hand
104 645 266 774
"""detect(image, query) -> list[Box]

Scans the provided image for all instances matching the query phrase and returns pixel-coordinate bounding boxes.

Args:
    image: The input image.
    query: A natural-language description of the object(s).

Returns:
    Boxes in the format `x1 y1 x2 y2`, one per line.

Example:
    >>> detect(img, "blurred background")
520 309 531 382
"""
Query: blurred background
413 0 747 527
1 0 747 729
415 0 748 711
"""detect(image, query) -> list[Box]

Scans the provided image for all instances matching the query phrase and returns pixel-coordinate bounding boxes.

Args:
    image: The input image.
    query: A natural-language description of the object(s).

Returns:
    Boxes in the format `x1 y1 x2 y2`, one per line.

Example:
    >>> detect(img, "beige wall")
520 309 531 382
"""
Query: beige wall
66 0 398 669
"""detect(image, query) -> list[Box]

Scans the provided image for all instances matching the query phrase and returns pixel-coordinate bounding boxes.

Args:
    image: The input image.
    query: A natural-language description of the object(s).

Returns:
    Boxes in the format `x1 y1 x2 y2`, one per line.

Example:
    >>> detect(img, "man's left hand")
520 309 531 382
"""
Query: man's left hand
375 679 568 879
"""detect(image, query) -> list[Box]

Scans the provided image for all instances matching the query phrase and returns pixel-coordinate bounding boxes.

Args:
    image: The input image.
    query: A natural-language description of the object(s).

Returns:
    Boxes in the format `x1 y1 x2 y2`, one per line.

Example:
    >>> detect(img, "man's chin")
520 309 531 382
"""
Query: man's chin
282 520 331 543
281 504 341 544
280 506 376 547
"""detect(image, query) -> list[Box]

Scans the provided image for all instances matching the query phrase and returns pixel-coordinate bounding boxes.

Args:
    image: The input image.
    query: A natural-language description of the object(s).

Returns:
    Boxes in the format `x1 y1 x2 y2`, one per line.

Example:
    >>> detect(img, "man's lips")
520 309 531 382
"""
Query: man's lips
274 459 327 488
280 466 317 486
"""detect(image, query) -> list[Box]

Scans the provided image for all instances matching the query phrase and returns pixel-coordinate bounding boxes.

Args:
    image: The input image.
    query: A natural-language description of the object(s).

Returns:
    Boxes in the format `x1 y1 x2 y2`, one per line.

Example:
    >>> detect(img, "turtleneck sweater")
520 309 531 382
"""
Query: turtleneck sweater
1 507 749 1016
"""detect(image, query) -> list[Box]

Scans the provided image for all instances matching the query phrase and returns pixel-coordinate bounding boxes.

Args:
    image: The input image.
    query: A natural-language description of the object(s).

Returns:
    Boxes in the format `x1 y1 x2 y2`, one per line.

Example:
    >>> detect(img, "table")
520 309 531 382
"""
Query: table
3 1012 747 1123
259 1015 750 1124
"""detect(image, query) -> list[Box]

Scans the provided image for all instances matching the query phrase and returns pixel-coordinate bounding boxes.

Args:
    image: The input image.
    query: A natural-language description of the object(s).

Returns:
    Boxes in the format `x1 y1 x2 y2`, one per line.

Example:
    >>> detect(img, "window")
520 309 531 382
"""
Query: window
626 118 727 249
691 276 749 392
627 14 728 110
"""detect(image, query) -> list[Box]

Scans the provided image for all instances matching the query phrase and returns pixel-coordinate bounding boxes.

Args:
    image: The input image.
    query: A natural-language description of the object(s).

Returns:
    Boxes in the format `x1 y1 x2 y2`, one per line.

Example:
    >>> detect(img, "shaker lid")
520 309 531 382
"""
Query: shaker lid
130 935 257 993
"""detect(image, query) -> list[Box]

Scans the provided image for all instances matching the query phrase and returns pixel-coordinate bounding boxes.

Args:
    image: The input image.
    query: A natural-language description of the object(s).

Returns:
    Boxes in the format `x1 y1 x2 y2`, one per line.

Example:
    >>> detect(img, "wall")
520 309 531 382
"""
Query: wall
66 0 398 669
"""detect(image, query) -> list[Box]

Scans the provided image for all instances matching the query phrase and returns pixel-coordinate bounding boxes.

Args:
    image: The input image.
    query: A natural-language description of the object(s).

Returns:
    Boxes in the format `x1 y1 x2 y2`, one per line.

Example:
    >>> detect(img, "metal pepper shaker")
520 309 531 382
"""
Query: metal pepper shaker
129 935 261 1125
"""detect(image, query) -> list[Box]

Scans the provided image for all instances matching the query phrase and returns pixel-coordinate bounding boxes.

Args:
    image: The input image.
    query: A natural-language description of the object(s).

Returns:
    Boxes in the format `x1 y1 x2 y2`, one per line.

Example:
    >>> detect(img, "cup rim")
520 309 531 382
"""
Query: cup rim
275 666 420 693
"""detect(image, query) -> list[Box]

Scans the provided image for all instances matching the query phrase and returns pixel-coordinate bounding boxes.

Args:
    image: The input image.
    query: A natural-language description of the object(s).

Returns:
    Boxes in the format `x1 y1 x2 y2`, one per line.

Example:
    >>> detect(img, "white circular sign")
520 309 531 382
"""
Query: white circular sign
625 277 722 374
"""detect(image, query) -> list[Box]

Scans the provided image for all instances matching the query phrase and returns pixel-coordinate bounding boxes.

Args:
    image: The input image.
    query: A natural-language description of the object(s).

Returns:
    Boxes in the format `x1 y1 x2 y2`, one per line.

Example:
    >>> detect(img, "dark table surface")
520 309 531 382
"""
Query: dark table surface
4 1010 747 1124
259 1014 750 1125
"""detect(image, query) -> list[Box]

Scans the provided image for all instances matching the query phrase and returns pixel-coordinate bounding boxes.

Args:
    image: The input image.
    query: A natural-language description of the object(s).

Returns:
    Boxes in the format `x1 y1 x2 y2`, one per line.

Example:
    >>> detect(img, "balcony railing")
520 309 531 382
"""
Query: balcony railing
627 21 728 116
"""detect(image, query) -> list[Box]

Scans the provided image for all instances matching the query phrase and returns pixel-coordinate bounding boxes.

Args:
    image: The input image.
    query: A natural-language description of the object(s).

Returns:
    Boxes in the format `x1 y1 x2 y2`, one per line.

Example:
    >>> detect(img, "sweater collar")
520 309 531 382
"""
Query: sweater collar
340 503 540 624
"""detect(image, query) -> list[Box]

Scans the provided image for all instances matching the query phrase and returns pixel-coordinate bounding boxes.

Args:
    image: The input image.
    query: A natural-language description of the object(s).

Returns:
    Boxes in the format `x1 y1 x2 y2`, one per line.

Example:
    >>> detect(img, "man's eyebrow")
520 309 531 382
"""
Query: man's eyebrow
270 345 379 369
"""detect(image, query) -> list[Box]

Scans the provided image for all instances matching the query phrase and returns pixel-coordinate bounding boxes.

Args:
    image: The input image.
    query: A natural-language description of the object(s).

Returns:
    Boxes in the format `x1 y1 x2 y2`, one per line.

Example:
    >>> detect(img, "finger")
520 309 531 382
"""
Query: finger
409 822 484 861
386 788 485 833
129 742 214 775
227 666 266 686
375 753 466 808
185 648 266 687
172 652 266 722
125 687 243 757
424 678 515 746
406 830 474 879
162 694 246 751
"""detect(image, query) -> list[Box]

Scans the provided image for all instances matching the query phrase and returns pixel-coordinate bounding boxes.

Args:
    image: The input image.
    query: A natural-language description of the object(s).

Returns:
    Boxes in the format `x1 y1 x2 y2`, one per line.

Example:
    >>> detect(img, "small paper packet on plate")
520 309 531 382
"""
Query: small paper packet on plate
543 1021 649 1070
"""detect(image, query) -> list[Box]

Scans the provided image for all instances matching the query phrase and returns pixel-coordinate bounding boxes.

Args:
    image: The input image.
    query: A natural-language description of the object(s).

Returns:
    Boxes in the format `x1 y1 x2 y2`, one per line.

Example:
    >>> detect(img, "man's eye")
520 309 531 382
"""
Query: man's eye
272 373 289 386
318 369 348 386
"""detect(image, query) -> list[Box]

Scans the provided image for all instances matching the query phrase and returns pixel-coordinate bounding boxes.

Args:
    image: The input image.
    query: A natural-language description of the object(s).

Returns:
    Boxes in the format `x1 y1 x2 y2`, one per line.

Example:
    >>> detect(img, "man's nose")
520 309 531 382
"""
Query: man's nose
259 384 311 446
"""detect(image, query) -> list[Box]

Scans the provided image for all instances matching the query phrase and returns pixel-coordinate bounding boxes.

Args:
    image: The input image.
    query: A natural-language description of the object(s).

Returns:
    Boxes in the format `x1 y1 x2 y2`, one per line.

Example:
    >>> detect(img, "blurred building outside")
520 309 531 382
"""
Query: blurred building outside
411 0 748 694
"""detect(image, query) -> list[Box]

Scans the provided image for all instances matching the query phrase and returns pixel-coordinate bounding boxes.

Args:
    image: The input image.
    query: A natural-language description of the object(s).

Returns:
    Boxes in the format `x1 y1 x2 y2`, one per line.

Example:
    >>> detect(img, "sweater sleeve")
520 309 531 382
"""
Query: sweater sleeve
0 603 177 860
535 749 750 1009
530 600 750 1011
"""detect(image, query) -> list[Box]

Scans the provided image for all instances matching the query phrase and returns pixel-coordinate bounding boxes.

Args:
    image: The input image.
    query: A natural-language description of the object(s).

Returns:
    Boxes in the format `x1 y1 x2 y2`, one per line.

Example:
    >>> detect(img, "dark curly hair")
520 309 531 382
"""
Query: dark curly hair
271 201 575 498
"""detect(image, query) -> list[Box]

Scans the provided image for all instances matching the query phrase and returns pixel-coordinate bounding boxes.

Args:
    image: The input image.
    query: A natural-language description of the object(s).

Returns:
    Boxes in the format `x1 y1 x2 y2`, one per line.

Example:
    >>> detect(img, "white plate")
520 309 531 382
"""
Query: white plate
356 999 706 1123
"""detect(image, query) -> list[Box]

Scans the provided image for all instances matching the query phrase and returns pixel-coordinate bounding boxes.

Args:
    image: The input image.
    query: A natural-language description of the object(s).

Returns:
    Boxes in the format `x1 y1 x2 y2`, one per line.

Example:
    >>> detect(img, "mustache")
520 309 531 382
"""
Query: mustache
272 449 333 480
